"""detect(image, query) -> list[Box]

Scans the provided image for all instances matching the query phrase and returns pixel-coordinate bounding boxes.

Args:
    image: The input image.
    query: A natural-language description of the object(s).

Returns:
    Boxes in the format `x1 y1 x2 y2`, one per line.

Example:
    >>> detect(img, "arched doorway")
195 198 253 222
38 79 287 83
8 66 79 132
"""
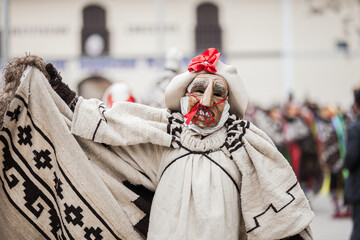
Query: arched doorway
78 76 112 100
195 3 222 53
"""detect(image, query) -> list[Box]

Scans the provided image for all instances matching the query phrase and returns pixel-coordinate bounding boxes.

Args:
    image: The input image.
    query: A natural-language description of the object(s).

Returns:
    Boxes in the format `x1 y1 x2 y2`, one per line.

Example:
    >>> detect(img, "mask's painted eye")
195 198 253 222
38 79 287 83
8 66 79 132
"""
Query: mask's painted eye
214 93 222 97
193 90 204 94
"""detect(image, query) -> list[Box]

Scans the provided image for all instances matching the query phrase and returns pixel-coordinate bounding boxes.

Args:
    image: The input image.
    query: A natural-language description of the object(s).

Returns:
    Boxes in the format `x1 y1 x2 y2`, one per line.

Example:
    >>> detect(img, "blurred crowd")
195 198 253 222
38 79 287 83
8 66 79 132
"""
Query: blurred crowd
245 94 356 218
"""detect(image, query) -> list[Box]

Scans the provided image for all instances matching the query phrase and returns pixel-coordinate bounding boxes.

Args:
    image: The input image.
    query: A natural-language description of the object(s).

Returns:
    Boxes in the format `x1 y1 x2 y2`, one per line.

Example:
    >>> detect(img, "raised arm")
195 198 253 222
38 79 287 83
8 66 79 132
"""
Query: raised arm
46 63 78 111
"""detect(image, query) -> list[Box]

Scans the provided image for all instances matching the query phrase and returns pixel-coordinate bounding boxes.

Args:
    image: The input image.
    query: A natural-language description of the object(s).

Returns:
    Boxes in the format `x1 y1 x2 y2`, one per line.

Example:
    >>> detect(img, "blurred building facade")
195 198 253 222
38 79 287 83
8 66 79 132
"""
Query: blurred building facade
1 0 360 108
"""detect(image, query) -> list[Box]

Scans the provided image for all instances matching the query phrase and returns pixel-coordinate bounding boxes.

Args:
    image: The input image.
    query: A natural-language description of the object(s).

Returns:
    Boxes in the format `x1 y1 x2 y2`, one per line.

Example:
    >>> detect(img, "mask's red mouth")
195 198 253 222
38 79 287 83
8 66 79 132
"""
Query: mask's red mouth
197 108 214 119
183 92 226 125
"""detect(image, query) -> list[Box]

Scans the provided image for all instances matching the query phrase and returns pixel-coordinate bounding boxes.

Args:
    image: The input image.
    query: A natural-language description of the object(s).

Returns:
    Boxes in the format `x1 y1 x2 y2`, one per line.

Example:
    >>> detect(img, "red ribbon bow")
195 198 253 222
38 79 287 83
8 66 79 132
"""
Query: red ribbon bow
188 48 221 73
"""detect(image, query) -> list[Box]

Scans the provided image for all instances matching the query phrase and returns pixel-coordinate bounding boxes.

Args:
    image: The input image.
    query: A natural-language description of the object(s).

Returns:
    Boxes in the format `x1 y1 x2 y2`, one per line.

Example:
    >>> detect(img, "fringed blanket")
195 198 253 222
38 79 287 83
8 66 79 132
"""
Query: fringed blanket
0 66 314 240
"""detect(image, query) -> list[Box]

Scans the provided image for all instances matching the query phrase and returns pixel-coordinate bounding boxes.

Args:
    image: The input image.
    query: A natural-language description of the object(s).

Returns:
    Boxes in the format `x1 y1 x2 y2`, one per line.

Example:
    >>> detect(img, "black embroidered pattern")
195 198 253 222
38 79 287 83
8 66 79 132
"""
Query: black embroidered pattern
0 94 123 240
2 143 19 189
64 203 84 227
1 130 73 240
167 113 250 158
92 103 107 141
164 113 248 193
0 172 50 239
224 115 250 157
17 125 33 146
123 180 155 237
282 233 304 240
167 112 183 148
98 104 107 123
6 105 21 122
23 178 45 218
54 172 64 199
123 181 154 208
33 149 53 169
49 208 66 239
246 181 299 233
84 226 103 240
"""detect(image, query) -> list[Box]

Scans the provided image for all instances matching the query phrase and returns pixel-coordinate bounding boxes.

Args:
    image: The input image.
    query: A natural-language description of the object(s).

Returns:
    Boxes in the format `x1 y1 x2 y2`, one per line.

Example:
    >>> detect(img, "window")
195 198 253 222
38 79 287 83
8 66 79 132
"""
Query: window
195 3 222 53
81 5 109 56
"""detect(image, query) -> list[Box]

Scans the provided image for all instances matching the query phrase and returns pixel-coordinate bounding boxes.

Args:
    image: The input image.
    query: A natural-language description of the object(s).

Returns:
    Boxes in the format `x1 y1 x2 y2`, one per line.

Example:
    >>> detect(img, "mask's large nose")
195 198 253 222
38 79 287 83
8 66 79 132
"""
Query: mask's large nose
200 81 214 107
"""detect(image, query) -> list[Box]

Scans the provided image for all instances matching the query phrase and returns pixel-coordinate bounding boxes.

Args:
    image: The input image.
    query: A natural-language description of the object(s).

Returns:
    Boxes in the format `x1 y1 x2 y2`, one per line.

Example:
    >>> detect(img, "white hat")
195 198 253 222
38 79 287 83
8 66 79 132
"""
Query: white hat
165 48 248 118
102 82 135 107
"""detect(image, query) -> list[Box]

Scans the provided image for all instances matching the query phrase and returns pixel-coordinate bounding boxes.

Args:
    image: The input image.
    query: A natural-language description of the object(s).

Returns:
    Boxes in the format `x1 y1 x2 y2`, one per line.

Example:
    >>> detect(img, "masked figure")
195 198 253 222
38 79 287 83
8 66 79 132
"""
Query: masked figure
0 49 313 240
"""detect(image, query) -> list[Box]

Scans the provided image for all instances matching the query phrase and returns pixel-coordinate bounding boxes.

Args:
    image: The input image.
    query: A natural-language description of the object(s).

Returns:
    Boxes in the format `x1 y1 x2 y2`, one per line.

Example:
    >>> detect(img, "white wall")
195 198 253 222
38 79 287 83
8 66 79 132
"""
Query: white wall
2 0 360 109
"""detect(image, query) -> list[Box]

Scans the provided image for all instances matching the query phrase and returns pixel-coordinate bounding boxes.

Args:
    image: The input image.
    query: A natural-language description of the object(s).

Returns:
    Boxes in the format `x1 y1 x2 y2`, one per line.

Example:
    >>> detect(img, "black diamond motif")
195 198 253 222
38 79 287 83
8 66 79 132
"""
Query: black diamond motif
64 204 84 227
33 149 52 169
54 172 64 199
6 105 21 122
17 125 32 146
84 227 103 240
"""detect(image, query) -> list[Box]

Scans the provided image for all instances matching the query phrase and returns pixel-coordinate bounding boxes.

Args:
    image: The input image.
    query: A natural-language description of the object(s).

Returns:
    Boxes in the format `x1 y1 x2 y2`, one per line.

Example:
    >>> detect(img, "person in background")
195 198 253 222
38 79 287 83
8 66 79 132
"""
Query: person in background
145 47 183 108
102 82 136 107
344 89 360 240
317 105 348 218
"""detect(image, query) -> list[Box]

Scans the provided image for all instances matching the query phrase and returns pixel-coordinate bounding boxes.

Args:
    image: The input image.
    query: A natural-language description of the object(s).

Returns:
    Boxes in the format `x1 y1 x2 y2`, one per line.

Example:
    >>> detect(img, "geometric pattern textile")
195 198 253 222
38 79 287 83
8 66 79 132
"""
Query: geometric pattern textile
0 68 151 240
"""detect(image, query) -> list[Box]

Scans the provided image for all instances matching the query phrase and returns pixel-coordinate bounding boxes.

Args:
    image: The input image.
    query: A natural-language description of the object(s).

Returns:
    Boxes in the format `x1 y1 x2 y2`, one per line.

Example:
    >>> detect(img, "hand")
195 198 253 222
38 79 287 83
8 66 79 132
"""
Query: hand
45 63 62 90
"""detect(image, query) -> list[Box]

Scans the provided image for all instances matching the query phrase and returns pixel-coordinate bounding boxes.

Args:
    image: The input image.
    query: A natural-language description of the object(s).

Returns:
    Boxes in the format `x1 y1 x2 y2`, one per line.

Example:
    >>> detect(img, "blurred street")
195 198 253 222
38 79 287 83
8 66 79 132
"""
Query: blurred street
310 193 352 240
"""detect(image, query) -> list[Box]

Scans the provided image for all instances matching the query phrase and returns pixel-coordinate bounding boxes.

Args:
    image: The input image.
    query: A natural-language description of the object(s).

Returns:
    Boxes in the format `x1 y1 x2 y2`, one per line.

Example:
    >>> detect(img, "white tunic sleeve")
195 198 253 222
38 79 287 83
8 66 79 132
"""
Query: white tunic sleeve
71 97 173 147
71 97 175 185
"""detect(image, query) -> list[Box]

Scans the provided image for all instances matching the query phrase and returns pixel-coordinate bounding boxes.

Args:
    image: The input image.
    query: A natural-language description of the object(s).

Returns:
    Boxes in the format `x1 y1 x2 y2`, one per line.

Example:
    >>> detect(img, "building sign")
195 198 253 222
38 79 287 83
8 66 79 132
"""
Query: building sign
80 57 137 70
128 24 179 33
10 26 69 36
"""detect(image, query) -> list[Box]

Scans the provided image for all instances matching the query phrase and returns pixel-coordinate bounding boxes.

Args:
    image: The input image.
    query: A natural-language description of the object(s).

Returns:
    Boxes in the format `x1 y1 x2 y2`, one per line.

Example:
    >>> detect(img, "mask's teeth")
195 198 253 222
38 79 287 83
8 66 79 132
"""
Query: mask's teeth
206 112 210 117
199 109 204 115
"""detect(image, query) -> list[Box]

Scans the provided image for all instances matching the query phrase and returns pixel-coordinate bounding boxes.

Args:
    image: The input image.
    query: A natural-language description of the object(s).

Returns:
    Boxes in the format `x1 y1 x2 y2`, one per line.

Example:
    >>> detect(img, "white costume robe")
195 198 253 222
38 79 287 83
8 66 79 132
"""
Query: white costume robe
0 67 313 240
72 97 242 239
148 127 241 240
71 96 314 240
